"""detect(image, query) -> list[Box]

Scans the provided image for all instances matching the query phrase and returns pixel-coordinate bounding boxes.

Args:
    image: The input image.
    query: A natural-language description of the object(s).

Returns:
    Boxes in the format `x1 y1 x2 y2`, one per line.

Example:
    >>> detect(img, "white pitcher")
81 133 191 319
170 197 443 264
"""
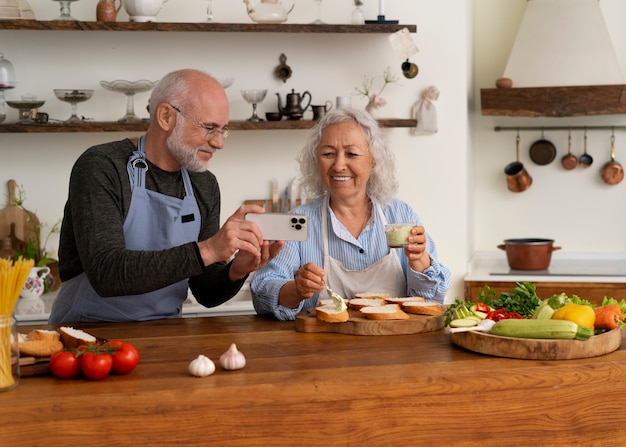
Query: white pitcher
123 0 168 22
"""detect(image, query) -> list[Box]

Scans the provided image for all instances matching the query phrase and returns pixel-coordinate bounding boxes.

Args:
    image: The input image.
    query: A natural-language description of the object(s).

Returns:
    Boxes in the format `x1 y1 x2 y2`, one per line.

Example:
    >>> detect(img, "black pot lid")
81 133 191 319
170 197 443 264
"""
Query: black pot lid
529 139 556 166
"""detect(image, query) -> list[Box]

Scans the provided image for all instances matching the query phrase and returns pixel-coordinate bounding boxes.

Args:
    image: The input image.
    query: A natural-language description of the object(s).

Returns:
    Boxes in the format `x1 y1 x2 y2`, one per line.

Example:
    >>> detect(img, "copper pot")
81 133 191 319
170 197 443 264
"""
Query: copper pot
601 134 624 186
504 135 532 193
561 133 577 170
497 238 562 270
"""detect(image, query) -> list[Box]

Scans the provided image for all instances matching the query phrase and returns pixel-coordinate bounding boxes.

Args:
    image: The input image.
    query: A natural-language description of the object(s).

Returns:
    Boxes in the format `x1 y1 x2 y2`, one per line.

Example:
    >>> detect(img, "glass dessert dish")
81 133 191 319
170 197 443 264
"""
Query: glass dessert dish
6 99 45 123
385 223 415 248
52 0 81 20
100 79 158 123
241 89 267 122
53 89 94 122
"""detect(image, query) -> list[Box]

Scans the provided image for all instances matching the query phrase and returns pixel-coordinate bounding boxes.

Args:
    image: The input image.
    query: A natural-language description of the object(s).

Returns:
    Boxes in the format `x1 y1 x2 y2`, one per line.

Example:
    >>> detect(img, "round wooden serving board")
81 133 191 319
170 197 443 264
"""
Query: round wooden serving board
450 328 623 360
295 309 445 336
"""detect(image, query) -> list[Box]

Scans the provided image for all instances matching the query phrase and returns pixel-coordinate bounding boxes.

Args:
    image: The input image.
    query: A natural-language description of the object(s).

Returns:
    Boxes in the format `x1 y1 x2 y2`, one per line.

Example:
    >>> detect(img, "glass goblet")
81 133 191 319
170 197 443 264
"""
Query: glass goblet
241 89 267 122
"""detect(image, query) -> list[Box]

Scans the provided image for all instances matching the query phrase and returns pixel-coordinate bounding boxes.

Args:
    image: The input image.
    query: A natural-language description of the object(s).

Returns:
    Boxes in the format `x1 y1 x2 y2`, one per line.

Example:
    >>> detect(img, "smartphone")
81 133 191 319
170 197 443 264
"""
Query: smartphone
245 213 308 241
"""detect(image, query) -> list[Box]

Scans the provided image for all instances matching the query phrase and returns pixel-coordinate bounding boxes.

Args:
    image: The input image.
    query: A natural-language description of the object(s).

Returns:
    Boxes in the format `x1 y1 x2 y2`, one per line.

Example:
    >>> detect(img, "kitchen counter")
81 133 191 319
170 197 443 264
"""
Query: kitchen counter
14 280 255 325
3 316 625 446
466 251 626 283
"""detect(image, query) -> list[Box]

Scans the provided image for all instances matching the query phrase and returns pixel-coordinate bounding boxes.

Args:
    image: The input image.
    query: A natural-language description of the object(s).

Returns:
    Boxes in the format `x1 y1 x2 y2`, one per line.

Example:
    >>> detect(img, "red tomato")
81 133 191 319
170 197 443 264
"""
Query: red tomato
107 340 140 375
80 351 113 380
49 350 81 379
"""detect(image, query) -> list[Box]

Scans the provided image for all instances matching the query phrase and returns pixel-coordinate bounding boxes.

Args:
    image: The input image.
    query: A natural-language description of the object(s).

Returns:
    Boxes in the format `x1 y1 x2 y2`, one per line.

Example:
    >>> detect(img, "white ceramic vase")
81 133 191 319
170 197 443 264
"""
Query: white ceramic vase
123 0 168 22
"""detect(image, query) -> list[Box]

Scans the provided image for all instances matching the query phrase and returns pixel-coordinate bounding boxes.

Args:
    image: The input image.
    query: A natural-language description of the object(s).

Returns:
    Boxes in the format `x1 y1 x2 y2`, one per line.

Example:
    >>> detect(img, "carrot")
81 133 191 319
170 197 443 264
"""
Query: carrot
593 304 624 330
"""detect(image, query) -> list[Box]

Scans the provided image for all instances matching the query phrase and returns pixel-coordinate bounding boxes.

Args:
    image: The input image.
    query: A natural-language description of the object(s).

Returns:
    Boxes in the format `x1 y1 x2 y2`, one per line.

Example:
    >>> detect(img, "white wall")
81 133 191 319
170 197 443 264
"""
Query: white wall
472 0 626 254
0 1 469 301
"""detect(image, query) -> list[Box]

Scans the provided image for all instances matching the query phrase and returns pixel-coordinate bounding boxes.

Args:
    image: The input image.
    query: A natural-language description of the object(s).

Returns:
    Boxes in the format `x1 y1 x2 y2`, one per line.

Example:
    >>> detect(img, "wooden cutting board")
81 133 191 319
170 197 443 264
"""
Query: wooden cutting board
450 328 622 360
295 308 445 336
0 179 39 243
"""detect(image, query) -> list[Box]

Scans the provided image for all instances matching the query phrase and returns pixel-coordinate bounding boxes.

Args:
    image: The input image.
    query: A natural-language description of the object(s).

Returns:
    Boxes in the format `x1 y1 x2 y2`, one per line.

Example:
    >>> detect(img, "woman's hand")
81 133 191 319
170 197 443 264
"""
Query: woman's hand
278 262 325 308
404 225 432 272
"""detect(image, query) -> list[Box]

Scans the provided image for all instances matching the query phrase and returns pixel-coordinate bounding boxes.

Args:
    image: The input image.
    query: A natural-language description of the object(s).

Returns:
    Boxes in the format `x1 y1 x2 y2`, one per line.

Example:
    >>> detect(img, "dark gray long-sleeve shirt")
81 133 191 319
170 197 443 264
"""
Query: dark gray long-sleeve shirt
58 138 245 308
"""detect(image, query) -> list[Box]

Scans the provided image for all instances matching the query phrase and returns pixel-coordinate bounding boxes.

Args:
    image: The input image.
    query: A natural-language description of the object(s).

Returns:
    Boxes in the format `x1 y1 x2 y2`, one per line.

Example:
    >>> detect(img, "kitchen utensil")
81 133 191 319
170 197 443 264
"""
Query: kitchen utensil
601 133 624 186
53 89 93 122
241 89 267 122
497 238 561 270
561 132 577 170
448 319 496 334
504 134 532 193
96 0 122 21
0 179 39 244
100 79 158 123
276 89 311 121
311 100 332 120
52 0 80 20
123 0 168 22
450 327 621 360
296 308 445 335
578 130 593 168
310 0 325 24
528 131 556 166
6 99 44 123
244 0 294 24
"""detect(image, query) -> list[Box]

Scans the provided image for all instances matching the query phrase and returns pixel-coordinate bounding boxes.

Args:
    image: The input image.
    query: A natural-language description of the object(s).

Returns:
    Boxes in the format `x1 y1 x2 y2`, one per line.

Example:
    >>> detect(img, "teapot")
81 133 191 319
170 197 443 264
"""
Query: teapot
276 89 311 121
244 0 294 24
96 0 123 22
124 0 168 22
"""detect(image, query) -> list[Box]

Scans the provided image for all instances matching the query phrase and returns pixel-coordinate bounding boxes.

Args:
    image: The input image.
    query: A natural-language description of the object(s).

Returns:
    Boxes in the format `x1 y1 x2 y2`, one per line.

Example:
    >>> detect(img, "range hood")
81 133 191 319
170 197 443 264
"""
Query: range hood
481 0 626 117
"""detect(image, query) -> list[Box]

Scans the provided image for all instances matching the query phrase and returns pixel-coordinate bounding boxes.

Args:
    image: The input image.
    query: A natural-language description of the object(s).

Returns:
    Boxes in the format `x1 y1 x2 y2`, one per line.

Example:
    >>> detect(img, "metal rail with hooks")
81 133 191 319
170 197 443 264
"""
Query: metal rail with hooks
495 126 626 132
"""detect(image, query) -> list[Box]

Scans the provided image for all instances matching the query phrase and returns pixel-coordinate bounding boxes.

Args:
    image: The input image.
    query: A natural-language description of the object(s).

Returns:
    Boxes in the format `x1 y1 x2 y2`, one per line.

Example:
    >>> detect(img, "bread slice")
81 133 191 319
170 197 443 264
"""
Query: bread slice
315 304 349 323
402 301 445 316
318 298 351 307
386 296 425 305
27 329 60 342
349 298 387 310
59 327 97 349
354 292 392 301
360 304 409 320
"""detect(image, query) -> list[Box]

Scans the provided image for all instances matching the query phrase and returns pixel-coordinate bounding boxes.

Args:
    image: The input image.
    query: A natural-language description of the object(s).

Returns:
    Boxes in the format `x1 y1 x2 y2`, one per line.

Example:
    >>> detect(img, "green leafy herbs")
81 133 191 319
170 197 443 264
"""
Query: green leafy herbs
477 282 541 319
443 297 473 326
546 292 594 310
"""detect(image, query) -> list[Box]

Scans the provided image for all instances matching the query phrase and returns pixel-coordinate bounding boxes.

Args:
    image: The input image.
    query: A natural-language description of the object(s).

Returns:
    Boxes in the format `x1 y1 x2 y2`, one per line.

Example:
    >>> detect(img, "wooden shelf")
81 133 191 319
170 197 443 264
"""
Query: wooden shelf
0 119 417 133
0 20 416 33
481 85 626 117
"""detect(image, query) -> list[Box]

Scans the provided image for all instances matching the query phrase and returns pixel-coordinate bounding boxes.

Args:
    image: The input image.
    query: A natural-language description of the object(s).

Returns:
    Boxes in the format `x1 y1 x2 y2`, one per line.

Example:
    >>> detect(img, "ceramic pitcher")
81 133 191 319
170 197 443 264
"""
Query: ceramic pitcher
96 0 123 22
19 266 50 300
123 0 168 22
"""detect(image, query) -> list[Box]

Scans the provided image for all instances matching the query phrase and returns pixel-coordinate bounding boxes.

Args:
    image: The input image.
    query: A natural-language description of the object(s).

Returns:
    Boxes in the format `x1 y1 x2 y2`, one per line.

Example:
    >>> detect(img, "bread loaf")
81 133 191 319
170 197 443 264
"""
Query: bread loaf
360 304 409 320
354 292 392 300
349 298 387 310
402 302 445 316
386 296 425 305
315 304 350 323
59 327 97 349
27 329 61 342
17 331 63 358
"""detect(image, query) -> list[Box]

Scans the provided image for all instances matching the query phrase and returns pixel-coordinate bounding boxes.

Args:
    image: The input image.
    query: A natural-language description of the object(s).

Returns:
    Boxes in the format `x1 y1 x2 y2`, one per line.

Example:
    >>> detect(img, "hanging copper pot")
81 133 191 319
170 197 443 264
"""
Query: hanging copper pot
601 133 624 186
529 130 556 166
504 134 532 193
561 132 577 170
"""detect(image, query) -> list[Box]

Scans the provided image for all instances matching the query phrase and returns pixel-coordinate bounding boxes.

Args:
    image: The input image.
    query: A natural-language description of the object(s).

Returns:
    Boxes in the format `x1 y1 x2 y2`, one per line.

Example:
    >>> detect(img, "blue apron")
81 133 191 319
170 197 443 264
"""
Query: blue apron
49 136 201 323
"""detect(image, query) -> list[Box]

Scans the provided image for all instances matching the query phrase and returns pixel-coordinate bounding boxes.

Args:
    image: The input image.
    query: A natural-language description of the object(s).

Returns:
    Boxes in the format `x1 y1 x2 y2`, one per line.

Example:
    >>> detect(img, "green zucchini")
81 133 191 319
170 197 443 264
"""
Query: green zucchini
490 319 593 341
449 318 479 328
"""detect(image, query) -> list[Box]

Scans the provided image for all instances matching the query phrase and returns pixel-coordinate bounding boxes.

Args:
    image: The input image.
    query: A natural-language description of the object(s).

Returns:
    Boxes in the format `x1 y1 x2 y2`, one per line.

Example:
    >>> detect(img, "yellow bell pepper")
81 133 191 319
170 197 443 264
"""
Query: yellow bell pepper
552 304 595 330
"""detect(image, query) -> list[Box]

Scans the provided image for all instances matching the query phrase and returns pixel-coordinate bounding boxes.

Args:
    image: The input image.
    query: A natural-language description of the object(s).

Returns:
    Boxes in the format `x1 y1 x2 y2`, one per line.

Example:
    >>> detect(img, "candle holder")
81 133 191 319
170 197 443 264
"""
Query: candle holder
365 0 398 24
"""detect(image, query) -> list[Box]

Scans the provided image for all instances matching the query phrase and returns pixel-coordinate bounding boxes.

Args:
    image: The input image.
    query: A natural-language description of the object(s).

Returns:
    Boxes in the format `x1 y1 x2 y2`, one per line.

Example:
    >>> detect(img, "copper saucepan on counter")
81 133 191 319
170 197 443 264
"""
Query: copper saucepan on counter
497 238 561 270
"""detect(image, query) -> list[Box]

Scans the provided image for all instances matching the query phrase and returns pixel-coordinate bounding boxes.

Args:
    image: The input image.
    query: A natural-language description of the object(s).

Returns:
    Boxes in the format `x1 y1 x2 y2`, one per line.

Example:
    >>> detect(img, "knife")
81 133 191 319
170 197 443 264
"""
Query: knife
271 179 279 212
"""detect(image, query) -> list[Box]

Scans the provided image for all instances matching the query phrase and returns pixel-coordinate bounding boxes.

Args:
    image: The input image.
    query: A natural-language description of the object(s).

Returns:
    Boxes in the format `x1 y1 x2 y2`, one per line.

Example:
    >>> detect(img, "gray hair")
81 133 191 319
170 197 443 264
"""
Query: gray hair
296 107 398 204
148 69 212 120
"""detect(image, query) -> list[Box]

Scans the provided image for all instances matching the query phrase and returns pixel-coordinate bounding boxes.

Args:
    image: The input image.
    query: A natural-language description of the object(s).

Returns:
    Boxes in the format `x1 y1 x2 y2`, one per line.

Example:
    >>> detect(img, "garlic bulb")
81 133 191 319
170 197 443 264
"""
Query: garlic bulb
219 343 246 370
188 355 215 377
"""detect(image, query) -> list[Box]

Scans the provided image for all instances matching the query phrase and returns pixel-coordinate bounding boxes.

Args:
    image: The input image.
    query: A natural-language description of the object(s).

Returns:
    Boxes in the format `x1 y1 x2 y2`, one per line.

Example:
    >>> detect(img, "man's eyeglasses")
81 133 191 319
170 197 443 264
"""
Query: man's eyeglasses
169 104 230 140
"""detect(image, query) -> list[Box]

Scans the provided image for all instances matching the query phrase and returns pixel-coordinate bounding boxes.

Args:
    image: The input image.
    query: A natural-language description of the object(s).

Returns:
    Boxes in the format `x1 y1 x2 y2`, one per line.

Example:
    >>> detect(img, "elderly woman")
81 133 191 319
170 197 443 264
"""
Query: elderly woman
251 108 450 321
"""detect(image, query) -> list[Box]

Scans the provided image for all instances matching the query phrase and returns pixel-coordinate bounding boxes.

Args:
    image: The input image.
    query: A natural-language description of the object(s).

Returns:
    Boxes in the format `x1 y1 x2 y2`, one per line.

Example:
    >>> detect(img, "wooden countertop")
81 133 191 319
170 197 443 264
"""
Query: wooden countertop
3 315 625 446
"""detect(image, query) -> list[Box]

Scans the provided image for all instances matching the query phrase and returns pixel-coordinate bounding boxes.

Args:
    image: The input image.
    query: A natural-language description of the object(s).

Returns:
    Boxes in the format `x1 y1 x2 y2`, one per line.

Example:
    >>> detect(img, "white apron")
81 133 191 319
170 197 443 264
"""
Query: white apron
49 136 201 323
322 197 406 300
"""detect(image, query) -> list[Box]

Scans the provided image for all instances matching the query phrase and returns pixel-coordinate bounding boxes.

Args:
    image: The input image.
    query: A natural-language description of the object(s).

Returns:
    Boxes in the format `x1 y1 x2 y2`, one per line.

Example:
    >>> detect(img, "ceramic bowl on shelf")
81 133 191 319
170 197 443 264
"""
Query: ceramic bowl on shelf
218 78 235 89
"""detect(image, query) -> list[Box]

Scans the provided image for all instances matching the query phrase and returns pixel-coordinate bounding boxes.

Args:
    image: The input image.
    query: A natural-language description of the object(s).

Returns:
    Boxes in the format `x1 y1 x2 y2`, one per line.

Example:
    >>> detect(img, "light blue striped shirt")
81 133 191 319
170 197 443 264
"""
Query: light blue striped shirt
251 196 451 320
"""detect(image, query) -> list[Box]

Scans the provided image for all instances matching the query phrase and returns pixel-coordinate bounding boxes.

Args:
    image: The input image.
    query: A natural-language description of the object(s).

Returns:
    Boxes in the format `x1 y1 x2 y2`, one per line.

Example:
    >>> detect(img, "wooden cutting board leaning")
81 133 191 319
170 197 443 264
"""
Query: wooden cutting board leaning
0 179 39 245
295 308 445 336
449 328 622 360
